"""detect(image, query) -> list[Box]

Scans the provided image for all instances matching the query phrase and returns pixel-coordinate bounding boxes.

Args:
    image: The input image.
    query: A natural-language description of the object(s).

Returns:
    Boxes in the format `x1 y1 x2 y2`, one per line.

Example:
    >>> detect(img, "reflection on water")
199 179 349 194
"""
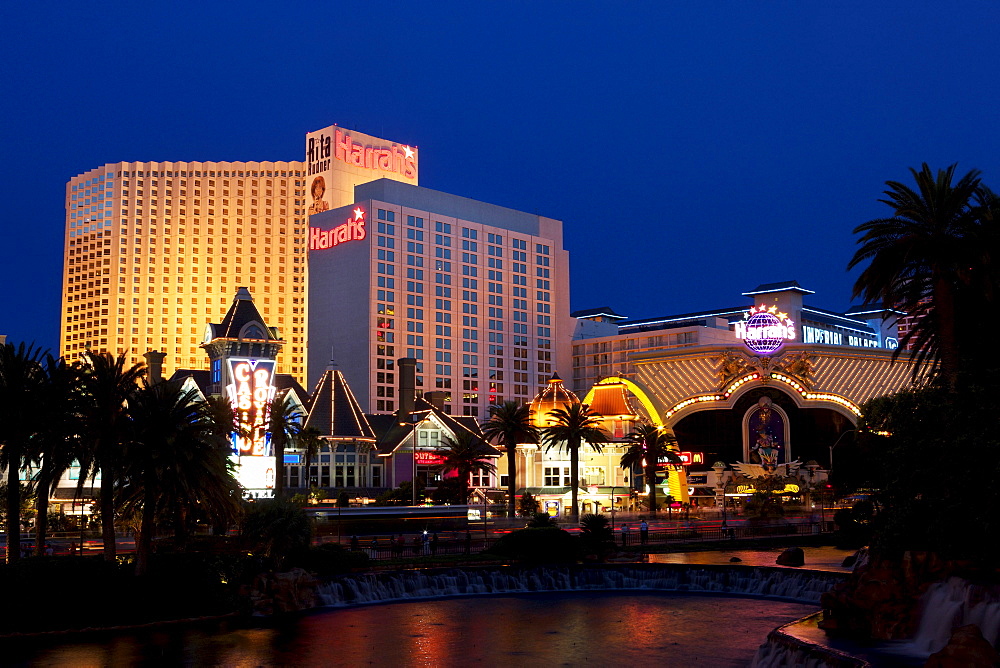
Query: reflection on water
10 593 816 667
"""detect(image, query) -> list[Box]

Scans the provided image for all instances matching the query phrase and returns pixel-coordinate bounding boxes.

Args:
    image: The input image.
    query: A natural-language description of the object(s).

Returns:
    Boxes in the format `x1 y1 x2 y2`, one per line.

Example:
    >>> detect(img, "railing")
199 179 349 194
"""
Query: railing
328 522 830 561
618 522 825 547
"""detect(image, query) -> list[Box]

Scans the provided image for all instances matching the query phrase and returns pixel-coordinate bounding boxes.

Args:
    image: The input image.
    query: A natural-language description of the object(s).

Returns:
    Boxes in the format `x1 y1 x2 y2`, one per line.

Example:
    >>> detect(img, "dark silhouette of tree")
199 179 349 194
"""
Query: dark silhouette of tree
620 423 680 515
77 351 146 561
31 355 86 556
121 379 241 575
848 163 995 387
268 391 304 498
296 426 325 489
540 403 609 521
438 431 497 503
481 400 539 518
0 342 49 564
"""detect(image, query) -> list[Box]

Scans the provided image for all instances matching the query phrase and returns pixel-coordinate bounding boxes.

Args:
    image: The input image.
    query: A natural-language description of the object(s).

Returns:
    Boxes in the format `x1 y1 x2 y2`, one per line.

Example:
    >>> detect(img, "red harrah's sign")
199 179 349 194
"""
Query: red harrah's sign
310 208 367 250
335 129 416 180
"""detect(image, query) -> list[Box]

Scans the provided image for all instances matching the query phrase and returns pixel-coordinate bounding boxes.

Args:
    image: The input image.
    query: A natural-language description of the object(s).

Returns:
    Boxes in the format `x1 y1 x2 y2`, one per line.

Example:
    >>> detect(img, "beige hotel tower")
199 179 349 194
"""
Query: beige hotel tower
60 126 419 381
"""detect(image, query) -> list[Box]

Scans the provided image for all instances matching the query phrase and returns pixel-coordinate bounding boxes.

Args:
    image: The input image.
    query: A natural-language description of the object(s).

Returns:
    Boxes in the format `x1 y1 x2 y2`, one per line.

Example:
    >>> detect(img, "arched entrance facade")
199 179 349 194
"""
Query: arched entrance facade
669 386 855 470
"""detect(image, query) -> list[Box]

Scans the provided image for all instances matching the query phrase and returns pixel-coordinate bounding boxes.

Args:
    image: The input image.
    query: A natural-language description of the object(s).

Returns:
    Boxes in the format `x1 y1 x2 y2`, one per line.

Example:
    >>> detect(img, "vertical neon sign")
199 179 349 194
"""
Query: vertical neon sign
225 359 277 456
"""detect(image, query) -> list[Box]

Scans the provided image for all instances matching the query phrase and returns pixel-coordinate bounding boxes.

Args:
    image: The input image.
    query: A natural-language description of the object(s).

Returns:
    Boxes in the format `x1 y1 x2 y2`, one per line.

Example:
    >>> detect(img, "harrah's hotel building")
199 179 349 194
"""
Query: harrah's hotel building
61 124 571 416
307 182 571 418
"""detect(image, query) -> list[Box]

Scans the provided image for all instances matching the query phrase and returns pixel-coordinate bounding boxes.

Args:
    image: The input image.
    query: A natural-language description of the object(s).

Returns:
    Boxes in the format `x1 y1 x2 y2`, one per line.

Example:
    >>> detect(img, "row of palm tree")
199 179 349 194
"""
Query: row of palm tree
481 400 681 520
0 346 246 569
849 163 999 389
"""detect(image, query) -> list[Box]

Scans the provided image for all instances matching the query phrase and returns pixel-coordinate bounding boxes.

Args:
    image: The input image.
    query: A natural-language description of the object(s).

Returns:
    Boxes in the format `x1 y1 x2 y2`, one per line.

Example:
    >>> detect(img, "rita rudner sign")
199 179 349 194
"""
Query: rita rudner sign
307 129 417 179
310 208 367 250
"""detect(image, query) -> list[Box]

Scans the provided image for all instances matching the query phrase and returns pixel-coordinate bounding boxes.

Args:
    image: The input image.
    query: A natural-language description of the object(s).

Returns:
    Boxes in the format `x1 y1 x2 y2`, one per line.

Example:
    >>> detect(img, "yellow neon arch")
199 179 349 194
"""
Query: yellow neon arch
582 376 663 426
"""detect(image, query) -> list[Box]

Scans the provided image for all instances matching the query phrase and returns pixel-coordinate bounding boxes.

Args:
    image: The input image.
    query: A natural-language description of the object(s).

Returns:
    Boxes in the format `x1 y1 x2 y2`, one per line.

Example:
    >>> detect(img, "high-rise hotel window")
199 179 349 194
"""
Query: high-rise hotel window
435 221 452 233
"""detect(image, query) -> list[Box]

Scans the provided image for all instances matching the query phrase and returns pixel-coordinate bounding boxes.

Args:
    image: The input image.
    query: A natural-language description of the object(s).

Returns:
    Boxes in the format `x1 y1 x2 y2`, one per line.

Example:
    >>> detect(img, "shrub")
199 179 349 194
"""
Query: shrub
484 527 579 564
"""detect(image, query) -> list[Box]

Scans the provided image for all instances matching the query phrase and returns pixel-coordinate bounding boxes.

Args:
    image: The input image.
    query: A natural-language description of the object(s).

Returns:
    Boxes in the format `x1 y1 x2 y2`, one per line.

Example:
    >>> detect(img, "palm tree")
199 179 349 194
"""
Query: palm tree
121 378 241 575
31 355 86 556
295 426 325 489
268 391 304 498
540 403 609 521
848 163 986 388
620 423 680 515
77 351 146 561
0 342 49 564
481 401 539 518
204 395 241 453
438 431 497 504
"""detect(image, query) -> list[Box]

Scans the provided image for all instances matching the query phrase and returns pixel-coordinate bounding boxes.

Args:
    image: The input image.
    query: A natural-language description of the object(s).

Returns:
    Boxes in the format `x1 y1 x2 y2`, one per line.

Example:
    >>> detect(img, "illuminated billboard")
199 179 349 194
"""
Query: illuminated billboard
225 358 277 457
305 125 419 219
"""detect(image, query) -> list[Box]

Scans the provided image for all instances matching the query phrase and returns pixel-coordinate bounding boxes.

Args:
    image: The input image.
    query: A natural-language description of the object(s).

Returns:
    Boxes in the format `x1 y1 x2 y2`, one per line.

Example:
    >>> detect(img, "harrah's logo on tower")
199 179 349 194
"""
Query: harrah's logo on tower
306 129 416 180
310 208 367 250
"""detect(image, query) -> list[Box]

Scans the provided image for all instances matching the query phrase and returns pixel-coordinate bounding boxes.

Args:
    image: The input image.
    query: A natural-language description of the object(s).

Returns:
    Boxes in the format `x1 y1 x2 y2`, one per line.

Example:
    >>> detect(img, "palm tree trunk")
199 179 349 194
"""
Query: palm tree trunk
173 504 189 550
100 447 117 561
6 448 21 565
646 462 658 515
934 274 961 390
135 483 156 576
34 470 50 557
274 436 285 498
506 441 517 518
570 438 580 521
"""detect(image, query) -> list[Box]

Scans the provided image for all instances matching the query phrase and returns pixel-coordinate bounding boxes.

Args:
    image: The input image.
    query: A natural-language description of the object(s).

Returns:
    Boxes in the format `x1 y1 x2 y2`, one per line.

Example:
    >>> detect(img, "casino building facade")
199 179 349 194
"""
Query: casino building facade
571 281 923 501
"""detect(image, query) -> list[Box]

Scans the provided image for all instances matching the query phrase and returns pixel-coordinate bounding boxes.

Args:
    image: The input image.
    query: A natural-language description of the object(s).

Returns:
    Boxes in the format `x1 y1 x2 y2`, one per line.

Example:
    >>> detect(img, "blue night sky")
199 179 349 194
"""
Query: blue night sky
2 2 998 352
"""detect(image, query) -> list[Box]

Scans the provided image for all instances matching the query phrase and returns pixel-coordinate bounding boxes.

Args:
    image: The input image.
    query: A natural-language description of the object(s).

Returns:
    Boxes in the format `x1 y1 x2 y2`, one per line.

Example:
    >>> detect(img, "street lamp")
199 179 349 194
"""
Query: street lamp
610 485 622 531
828 429 856 474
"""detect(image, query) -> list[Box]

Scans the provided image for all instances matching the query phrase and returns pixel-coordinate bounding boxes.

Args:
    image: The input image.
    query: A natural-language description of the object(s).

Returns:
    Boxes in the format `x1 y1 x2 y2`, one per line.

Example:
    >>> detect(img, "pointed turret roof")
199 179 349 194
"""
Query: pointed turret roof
305 366 375 441
205 287 282 342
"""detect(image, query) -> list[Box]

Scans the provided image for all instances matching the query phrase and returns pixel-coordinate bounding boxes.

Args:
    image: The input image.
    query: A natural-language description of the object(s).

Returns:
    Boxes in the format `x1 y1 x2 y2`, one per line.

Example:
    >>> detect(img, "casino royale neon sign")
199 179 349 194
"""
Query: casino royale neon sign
310 208 367 250
225 359 277 457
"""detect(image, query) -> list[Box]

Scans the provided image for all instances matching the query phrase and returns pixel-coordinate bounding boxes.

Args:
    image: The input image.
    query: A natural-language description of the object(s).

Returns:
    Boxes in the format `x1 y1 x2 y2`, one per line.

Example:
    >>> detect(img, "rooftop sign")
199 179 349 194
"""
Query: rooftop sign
735 305 796 355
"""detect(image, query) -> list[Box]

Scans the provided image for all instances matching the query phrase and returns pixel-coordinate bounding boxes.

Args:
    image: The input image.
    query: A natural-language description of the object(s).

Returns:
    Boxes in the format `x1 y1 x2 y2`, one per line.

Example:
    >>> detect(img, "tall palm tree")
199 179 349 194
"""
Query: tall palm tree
620 423 681 515
77 351 146 561
540 403 609 521
481 401 539 518
438 431 497 504
848 163 985 388
0 342 49 564
268 391 304 498
295 426 325 489
31 355 86 556
121 378 241 575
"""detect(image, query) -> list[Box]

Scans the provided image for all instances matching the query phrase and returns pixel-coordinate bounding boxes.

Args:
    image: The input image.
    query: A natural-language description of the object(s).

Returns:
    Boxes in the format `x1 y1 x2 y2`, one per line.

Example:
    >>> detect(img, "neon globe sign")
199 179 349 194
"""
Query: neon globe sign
735 305 796 355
